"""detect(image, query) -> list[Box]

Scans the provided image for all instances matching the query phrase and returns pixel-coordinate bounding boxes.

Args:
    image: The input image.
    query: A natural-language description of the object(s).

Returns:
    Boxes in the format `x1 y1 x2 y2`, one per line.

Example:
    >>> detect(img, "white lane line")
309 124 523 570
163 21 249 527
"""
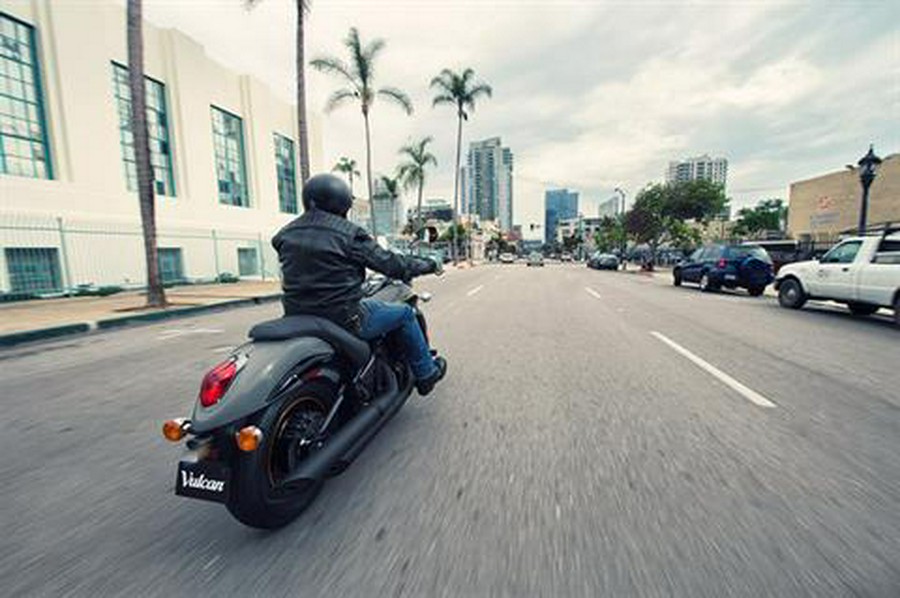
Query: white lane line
467 285 484 297
650 331 776 408
585 287 602 300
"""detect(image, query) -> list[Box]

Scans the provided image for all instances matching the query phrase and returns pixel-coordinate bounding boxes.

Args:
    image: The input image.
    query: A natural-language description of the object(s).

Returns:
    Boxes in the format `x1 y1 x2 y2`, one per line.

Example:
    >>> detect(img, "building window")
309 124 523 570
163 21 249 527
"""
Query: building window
237 247 258 276
211 106 248 207
273 133 297 214
0 12 52 179
110 62 175 196
157 247 184 283
5 247 61 292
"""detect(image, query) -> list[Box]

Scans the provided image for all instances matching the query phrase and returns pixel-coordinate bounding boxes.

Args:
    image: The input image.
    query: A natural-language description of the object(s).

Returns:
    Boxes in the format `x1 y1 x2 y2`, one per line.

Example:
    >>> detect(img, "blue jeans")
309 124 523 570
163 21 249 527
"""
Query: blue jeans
357 299 437 380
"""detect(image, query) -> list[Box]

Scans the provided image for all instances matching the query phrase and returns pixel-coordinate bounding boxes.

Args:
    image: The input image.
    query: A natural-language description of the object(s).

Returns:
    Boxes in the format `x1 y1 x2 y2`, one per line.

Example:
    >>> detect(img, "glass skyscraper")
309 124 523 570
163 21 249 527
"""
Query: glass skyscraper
544 189 579 245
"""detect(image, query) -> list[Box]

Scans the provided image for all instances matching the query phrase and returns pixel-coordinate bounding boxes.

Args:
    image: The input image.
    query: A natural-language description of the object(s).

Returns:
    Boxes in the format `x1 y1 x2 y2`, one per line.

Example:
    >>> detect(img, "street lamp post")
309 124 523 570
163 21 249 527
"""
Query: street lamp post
614 187 627 270
857 145 882 235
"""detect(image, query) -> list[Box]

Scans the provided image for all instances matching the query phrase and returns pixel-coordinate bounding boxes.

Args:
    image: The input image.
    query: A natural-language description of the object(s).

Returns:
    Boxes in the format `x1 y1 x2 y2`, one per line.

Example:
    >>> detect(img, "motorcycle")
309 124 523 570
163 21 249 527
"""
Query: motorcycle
162 274 436 529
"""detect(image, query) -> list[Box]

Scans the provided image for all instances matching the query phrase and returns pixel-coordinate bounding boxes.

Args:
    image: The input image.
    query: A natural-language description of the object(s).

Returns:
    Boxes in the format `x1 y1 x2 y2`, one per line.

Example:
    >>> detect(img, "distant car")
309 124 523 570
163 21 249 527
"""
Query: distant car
527 252 544 267
588 253 619 270
674 244 774 296
561 252 573 262
499 253 515 264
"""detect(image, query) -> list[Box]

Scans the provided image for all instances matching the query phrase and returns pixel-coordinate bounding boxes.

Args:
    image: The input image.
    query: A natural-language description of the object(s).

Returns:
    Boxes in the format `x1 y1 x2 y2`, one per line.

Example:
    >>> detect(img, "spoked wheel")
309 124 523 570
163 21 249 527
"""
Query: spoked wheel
699 272 716 293
227 381 335 529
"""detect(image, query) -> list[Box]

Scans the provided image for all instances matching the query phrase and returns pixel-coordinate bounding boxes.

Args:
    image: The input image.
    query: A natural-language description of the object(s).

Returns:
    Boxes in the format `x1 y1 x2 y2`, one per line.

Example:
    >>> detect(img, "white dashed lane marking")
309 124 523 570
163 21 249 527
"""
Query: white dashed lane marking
650 331 776 408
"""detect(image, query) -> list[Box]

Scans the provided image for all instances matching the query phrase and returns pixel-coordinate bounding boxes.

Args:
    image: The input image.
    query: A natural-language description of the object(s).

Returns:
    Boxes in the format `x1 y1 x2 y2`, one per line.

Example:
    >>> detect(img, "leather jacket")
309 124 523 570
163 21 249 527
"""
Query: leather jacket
272 209 437 327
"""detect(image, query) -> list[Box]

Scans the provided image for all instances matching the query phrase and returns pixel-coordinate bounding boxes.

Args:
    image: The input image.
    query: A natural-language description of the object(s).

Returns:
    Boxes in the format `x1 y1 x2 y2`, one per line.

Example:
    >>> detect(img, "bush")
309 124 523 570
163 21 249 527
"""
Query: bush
216 272 240 284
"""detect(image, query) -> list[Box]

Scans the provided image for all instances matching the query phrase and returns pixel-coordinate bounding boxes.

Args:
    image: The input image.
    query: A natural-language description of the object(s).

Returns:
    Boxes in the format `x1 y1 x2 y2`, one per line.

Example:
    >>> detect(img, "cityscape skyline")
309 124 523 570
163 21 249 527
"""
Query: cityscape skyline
138 0 898 227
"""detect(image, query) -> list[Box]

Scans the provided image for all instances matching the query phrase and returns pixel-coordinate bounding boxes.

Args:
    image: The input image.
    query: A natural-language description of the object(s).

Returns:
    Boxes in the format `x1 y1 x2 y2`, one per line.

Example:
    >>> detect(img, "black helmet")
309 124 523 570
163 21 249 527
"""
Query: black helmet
302 173 353 217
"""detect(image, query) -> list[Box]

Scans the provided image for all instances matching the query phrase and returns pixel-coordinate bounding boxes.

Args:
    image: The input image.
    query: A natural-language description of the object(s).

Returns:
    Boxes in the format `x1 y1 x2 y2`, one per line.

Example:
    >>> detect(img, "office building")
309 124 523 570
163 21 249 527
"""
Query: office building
597 196 620 218
0 1 322 294
788 153 900 241
544 189 579 245
462 137 513 232
666 155 728 186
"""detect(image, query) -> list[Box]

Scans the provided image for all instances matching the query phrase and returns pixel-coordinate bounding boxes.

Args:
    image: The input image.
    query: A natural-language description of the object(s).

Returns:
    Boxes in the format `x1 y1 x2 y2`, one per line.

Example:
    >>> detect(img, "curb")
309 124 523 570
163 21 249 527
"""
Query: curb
0 293 282 349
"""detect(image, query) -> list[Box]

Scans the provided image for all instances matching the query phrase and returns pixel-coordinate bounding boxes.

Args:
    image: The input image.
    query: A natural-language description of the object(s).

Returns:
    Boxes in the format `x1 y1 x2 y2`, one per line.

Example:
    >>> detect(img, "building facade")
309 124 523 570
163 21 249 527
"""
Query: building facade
666 155 728 186
462 137 513 232
0 0 322 294
544 188 578 245
788 153 899 241
597 196 620 218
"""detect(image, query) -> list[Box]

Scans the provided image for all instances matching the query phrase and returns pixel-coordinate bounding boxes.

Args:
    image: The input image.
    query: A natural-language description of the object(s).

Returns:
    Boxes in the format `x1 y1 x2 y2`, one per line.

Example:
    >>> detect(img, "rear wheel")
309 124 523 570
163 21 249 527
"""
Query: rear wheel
847 302 879 316
673 269 682 287
747 285 765 297
699 272 717 293
894 295 899 328
226 380 336 529
777 278 806 309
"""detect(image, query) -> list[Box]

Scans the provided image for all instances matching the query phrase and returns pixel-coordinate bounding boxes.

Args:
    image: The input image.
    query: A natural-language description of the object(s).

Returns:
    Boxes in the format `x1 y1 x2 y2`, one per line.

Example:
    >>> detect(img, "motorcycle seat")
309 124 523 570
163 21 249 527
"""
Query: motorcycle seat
248 316 371 370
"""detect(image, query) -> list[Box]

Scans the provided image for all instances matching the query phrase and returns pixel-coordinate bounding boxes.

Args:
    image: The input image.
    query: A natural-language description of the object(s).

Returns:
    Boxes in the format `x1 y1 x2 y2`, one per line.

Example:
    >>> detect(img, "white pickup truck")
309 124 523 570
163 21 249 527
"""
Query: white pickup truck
774 230 900 326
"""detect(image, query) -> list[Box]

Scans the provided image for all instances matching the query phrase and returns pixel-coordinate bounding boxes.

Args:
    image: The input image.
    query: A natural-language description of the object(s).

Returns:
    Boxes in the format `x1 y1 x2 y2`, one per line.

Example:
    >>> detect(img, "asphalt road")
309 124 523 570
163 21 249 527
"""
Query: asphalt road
2 263 899 597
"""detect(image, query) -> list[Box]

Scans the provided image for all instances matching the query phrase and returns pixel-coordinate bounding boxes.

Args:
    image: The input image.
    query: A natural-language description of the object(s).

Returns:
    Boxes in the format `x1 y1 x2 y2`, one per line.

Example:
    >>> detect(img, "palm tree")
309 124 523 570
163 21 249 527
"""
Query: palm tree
396 137 437 240
430 68 492 263
332 156 361 196
244 0 311 184
311 27 413 237
127 0 165 307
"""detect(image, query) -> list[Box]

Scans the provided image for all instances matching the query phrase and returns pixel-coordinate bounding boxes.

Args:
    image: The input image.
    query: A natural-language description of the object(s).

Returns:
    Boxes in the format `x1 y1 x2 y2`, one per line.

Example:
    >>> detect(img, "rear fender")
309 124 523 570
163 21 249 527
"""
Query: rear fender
190 337 336 434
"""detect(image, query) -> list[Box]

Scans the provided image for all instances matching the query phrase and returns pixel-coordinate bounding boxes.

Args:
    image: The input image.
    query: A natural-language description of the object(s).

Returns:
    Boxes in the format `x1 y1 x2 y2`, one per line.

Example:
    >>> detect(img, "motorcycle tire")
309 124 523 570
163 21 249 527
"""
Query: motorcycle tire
226 380 336 529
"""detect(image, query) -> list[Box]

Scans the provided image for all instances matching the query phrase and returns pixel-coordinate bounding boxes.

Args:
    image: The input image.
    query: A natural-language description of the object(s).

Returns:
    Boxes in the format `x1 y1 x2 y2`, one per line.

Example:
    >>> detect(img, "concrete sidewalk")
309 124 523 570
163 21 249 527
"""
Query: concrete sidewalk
0 281 283 346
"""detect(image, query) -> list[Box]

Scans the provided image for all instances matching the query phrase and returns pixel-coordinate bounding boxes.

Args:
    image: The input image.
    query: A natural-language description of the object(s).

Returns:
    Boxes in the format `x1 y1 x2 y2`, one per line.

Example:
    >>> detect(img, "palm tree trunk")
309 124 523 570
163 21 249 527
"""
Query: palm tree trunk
451 111 463 264
295 0 310 184
127 0 166 308
416 177 424 252
363 109 378 237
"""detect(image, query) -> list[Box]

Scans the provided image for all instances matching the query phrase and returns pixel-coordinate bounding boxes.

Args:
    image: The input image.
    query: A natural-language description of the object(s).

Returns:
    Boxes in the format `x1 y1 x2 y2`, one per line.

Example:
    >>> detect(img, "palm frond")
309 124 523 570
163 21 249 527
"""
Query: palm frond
378 87 413 115
309 56 357 86
325 88 358 112
432 93 455 107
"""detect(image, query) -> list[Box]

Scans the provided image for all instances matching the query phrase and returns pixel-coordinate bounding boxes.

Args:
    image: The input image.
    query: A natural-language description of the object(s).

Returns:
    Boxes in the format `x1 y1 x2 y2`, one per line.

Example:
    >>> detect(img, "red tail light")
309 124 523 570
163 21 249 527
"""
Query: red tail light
199 359 238 408
717 258 727 269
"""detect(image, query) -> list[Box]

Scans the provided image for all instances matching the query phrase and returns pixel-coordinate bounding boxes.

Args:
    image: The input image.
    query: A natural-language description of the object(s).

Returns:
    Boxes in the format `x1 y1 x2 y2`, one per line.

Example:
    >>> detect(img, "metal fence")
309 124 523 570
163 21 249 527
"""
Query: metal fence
0 213 281 300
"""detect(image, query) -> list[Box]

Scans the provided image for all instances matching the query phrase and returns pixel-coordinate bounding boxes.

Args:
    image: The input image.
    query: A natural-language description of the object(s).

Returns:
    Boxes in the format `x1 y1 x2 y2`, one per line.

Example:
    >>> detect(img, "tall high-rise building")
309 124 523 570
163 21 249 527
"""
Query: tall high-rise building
597 196 620 218
666 155 728 186
544 189 579 244
463 137 514 231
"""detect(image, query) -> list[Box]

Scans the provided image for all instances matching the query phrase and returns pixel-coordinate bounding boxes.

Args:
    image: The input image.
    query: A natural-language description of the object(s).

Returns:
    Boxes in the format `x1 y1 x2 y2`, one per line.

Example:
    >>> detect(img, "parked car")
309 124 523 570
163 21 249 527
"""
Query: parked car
499 252 516 264
561 252 573 262
527 252 545 267
673 244 774 296
775 230 900 325
587 253 619 270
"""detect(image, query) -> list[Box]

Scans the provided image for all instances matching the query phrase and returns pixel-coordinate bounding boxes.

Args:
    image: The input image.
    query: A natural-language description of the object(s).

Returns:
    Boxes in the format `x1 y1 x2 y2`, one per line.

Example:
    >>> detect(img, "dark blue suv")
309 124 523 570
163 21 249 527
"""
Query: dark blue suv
673 244 774 296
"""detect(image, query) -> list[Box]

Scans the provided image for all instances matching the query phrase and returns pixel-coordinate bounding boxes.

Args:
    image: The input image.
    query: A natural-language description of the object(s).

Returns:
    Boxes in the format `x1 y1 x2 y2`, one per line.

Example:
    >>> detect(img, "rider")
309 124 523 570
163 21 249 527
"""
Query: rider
272 173 447 396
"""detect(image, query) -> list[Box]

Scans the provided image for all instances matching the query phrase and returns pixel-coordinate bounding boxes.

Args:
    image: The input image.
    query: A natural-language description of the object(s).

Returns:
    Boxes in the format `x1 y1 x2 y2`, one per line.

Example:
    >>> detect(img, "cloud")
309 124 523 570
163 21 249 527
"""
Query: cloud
139 0 899 221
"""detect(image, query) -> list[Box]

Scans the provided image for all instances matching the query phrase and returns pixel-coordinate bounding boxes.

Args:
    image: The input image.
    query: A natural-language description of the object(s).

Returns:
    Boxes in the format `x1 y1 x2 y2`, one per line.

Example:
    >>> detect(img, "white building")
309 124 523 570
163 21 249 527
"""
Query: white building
0 0 322 294
666 155 728 186
597 196 620 218
462 137 513 232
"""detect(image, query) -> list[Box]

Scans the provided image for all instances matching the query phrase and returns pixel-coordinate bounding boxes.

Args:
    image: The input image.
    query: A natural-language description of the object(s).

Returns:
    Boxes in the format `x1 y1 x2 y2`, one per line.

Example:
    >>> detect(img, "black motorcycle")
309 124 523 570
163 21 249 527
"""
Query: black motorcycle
162 274 436 529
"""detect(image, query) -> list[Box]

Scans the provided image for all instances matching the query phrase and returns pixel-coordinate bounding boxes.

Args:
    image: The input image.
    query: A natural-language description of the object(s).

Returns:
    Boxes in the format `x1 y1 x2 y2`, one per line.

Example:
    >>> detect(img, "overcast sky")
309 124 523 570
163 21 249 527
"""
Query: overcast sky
140 0 899 232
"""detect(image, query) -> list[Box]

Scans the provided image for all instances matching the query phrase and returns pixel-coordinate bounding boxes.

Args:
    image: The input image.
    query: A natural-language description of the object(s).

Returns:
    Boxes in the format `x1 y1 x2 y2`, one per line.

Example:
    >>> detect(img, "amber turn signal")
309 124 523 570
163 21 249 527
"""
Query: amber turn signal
162 418 187 442
236 426 263 452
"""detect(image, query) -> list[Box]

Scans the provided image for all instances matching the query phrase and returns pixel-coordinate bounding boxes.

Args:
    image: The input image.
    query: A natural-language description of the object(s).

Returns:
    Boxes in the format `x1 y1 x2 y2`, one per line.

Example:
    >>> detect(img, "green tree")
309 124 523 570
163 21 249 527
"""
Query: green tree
397 137 438 240
127 0 166 307
332 156 361 195
733 199 787 239
430 68 492 262
311 28 413 237
625 180 727 269
593 215 626 253
245 0 311 183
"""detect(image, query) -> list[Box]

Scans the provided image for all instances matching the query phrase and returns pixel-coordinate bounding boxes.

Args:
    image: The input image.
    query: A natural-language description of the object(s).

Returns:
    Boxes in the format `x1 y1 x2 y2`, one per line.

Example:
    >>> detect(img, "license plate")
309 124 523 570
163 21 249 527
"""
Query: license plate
725 274 737 280
175 460 231 504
